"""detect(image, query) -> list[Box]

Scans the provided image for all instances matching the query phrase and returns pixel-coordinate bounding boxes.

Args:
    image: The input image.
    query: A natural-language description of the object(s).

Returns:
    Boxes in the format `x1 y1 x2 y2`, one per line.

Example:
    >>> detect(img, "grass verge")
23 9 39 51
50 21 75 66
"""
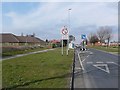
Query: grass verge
2 48 74 88
2 47 46 57
0 61 2 89
88 46 119 54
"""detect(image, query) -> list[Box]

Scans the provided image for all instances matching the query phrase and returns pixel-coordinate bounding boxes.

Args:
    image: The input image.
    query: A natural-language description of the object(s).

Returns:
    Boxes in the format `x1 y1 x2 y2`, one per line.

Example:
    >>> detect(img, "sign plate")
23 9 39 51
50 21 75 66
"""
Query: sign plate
81 34 86 39
62 34 69 39
61 26 69 40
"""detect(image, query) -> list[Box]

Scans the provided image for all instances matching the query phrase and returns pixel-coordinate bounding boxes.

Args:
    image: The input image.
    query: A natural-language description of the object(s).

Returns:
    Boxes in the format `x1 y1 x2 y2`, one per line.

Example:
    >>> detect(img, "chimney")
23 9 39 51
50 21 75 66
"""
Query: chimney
33 33 35 37
21 33 23 36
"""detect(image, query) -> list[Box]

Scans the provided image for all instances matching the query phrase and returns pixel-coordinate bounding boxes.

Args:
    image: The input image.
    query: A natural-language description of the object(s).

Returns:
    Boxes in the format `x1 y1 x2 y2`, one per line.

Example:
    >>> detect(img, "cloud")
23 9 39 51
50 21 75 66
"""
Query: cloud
2 2 118 42
1 0 120 2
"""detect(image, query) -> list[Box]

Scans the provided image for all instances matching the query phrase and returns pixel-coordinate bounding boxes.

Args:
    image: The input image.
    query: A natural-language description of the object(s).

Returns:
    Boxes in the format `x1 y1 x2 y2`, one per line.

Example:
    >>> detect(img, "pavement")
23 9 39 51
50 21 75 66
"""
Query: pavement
1 48 55 61
73 47 119 89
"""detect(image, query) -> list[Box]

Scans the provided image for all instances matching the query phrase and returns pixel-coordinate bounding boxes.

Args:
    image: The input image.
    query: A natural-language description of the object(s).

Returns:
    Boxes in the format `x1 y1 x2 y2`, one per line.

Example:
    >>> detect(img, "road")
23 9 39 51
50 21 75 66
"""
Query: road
73 47 119 89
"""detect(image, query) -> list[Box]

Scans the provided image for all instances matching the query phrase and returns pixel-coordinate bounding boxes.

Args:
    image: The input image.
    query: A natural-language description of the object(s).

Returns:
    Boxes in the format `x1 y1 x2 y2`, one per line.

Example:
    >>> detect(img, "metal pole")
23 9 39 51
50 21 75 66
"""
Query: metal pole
67 9 71 56
62 39 63 56
68 9 71 31
67 38 69 56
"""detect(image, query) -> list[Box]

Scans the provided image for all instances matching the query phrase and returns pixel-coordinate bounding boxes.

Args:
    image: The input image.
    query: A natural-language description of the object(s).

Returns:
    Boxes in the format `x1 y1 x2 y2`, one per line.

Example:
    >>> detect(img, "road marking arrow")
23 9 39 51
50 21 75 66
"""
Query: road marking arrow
93 64 110 73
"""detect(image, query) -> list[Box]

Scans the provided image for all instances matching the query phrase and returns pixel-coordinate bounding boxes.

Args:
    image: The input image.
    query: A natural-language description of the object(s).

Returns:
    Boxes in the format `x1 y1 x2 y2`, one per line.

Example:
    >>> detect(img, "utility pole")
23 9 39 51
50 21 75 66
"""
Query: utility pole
67 8 72 56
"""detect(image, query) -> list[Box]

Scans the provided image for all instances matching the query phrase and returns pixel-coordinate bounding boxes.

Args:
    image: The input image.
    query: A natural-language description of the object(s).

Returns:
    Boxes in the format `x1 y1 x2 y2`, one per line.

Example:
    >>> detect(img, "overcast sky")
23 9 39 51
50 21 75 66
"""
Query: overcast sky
2 1 118 43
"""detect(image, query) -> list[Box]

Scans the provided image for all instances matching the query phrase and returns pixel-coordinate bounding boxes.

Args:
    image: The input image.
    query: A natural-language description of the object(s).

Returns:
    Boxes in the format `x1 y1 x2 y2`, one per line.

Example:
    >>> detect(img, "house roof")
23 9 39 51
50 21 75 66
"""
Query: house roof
16 36 41 43
0 33 45 43
0 33 19 43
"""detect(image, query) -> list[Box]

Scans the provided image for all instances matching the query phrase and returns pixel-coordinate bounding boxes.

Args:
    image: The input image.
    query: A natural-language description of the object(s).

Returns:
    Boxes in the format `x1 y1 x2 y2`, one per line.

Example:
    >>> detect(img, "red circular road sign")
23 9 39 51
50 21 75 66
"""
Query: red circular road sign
62 28 68 35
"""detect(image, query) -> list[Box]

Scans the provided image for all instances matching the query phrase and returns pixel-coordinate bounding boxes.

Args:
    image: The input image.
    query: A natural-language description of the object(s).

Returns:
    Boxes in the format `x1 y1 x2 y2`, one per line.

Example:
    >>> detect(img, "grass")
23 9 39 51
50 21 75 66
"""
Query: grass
2 47 46 57
0 61 2 89
2 48 74 88
88 45 119 54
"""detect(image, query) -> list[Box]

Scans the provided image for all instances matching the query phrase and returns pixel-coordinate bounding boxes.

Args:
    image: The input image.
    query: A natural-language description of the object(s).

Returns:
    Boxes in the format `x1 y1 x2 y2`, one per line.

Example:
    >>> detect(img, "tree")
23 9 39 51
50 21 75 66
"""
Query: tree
97 26 112 46
97 27 106 43
104 26 112 47
89 33 99 45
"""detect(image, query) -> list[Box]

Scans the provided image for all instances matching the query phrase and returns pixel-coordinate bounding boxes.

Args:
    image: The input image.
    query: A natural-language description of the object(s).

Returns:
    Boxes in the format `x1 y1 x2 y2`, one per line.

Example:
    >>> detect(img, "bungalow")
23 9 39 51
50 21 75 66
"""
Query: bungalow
0 33 19 46
0 33 46 47
16 36 46 46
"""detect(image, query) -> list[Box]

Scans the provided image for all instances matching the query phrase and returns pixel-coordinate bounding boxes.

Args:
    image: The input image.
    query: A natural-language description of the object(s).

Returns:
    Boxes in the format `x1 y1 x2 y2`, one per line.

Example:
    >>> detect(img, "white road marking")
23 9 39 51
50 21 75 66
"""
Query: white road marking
90 52 93 54
77 51 85 70
106 62 114 64
86 62 93 64
82 55 90 63
96 62 104 63
75 67 82 70
93 64 110 73
112 62 120 67
106 62 120 67
81 51 93 63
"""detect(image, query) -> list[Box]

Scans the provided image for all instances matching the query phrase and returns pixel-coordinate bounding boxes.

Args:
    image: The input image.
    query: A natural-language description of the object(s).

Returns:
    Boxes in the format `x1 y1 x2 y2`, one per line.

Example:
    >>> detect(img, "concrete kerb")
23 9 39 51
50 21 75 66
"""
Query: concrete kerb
70 49 75 90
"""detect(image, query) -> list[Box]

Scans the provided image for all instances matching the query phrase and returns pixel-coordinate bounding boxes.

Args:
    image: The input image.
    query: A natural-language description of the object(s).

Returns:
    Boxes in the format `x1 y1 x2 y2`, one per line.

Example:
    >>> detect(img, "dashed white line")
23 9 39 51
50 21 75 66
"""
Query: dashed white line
96 62 104 64
86 62 93 64
106 62 114 64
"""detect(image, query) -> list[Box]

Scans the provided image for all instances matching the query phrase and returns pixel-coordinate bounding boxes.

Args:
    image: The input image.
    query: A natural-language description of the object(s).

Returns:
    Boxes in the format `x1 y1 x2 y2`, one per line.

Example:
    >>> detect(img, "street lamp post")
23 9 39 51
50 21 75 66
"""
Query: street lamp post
68 8 71 31
67 8 72 56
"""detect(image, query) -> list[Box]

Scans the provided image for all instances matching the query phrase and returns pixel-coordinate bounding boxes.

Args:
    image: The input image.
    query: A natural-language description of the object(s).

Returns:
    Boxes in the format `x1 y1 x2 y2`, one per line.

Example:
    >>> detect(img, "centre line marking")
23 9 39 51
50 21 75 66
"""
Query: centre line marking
96 62 104 63
87 62 93 64
106 62 114 64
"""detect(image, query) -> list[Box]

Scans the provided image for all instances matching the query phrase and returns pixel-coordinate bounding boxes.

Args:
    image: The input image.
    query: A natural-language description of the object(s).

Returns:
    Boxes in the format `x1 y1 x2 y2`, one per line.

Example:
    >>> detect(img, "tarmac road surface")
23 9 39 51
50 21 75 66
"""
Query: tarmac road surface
74 47 119 89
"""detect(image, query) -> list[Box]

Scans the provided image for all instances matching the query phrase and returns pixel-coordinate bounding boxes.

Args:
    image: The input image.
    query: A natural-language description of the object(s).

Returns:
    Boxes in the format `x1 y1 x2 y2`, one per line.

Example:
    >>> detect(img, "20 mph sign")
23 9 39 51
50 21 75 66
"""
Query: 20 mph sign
62 28 68 35
61 26 69 40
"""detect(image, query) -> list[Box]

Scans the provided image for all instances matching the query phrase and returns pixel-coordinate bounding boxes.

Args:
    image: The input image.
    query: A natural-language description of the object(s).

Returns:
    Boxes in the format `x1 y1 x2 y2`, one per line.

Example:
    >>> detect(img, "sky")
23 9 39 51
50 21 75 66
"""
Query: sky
1 1 118 43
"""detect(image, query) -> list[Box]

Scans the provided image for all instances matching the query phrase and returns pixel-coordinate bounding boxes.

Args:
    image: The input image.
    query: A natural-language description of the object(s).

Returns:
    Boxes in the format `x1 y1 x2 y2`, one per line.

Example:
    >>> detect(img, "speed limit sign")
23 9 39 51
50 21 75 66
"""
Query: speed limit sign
62 28 68 35
60 26 69 56
61 26 69 40
61 26 68 35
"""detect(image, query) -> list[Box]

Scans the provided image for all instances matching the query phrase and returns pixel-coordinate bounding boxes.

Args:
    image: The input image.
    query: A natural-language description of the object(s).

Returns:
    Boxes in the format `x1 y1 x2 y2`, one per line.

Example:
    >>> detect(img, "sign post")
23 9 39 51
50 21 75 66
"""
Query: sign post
62 37 63 55
81 34 86 50
61 26 69 56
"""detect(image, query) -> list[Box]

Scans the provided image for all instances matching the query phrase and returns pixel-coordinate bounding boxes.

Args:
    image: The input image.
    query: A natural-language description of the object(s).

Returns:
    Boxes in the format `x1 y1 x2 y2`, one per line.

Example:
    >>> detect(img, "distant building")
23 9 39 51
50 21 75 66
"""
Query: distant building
49 39 60 44
49 39 61 48
110 41 119 46
0 33 46 47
